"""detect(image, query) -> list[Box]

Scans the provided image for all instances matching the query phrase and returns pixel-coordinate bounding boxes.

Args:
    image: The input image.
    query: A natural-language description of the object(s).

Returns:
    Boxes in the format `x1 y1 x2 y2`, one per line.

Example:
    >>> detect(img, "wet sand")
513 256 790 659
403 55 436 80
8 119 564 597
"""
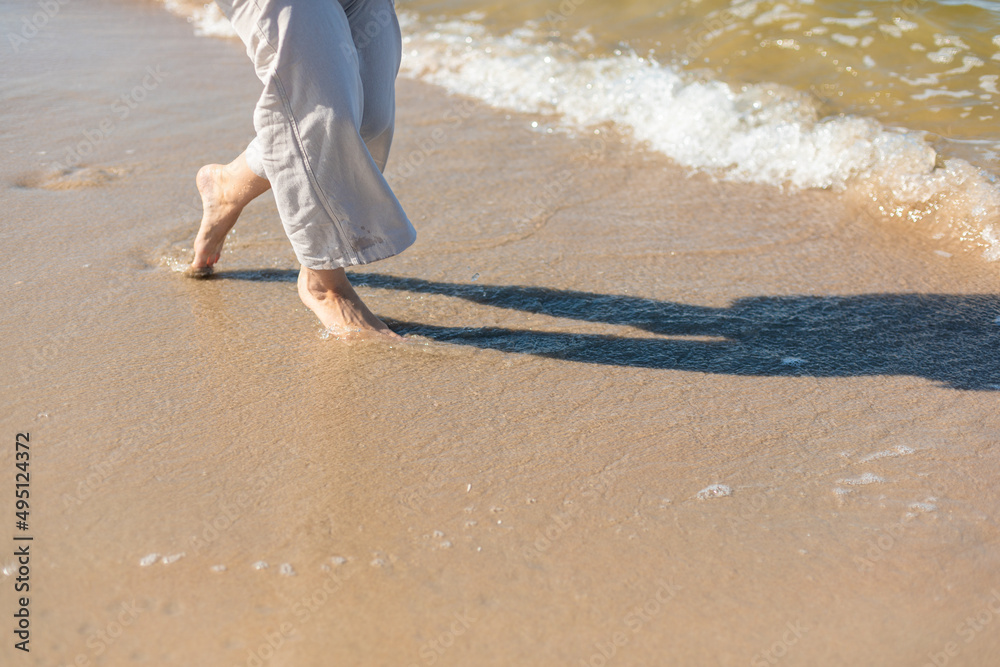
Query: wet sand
2 1 1000 665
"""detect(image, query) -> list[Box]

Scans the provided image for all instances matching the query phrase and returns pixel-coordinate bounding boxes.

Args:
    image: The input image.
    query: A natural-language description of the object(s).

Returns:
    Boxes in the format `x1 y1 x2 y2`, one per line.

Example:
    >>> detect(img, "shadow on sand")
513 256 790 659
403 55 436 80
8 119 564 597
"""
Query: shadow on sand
213 269 1000 391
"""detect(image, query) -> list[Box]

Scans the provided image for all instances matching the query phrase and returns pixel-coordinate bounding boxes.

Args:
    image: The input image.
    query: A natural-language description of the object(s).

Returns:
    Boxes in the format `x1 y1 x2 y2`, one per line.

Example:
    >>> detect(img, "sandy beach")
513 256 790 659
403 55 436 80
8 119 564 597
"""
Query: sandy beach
2 1 1000 665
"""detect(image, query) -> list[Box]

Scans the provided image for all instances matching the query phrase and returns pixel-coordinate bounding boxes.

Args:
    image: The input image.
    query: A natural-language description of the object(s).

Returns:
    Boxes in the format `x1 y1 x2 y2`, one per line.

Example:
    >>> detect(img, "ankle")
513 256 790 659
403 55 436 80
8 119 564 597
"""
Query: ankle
218 180 242 212
306 286 352 305
300 267 355 296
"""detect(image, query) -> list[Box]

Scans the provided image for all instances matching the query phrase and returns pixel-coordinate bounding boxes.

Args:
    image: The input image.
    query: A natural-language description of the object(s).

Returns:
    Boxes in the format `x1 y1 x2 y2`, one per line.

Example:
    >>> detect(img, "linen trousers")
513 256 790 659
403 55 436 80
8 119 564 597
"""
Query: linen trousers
214 0 416 269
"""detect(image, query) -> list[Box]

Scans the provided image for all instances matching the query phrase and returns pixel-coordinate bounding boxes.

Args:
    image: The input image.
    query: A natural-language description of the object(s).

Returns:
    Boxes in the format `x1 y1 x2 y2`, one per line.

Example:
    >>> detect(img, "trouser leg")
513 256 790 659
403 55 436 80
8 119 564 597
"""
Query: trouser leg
244 136 267 179
242 0 400 176
342 0 401 171
216 0 415 269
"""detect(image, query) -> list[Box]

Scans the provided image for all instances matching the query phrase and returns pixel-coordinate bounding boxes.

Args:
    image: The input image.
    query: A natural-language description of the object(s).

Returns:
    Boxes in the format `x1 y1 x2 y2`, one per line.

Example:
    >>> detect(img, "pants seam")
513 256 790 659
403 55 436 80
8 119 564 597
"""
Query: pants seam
270 51 361 267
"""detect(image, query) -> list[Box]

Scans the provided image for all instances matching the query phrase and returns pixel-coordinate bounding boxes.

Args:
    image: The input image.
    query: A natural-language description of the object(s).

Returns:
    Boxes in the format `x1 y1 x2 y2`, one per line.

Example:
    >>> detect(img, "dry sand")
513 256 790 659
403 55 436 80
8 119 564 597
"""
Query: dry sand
2 1 1000 665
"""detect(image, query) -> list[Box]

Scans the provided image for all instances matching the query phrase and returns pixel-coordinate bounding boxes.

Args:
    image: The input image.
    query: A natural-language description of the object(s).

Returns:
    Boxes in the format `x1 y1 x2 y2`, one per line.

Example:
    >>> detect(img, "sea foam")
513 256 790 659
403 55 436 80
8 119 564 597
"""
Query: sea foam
394 13 1000 258
163 0 235 38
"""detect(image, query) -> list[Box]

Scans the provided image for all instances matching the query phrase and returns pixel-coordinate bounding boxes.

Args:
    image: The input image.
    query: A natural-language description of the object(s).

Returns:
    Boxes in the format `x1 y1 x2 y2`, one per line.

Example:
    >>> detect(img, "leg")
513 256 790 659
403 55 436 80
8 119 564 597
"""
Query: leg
188 150 271 276
189 3 399 272
213 0 416 338
216 0 415 268
297 266 401 340
344 0 403 171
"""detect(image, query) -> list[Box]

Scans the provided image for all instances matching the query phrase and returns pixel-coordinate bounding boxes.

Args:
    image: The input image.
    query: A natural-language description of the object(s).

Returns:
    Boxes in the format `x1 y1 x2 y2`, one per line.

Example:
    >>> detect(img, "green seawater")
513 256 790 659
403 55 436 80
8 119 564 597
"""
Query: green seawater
397 0 1000 169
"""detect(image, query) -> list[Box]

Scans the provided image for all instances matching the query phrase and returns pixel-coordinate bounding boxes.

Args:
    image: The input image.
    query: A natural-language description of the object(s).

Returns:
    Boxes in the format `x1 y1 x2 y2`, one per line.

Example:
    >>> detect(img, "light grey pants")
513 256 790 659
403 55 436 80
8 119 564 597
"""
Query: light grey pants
214 0 416 269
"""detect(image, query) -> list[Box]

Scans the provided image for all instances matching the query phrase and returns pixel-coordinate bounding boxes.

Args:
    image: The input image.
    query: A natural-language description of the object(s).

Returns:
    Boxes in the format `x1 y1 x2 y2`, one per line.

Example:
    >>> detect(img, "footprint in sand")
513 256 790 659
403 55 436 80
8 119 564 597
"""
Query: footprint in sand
14 164 128 190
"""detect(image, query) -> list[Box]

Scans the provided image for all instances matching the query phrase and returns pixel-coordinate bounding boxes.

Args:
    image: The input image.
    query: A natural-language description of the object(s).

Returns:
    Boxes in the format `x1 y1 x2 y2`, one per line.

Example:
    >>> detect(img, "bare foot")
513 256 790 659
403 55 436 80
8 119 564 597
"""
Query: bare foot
187 164 241 276
297 266 402 341
187 153 270 277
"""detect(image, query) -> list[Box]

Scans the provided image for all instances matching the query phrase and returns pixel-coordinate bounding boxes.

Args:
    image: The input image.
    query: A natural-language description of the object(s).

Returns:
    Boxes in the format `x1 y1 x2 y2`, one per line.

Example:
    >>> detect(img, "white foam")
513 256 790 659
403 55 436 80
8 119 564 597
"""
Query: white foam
696 484 732 500
945 56 985 76
831 33 860 47
927 47 962 65
880 24 904 39
139 553 159 567
934 34 971 51
838 472 885 485
913 88 976 101
278 563 296 576
859 445 915 462
163 0 235 38
821 16 878 29
393 14 1000 258
161 552 185 565
754 7 806 27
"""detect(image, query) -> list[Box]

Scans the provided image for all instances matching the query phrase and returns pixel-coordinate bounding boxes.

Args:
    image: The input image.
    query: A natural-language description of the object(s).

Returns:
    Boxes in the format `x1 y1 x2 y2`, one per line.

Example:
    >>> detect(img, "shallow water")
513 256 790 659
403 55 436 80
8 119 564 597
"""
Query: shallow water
396 0 1000 164
3 1 1000 665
